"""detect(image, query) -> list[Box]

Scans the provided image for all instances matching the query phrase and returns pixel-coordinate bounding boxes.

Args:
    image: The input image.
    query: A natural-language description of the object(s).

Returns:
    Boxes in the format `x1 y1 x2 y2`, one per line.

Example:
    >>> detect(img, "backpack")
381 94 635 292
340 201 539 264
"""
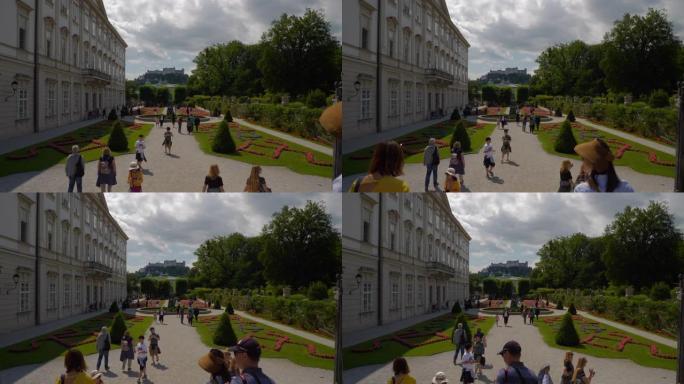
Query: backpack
75 156 85 177
432 147 440 165
99 158 111 175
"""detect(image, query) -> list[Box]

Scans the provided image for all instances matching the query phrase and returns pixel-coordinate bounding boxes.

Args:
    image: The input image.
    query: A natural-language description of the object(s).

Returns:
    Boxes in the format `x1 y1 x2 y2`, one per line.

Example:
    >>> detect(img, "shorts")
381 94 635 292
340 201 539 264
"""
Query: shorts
484 157 495 168
136 152 147 162
138 356 147 369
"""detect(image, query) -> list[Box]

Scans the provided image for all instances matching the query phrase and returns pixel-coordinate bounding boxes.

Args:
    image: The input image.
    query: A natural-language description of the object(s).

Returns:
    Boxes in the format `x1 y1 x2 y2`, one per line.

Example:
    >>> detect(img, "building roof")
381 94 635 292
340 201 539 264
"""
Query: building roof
90 0 127 48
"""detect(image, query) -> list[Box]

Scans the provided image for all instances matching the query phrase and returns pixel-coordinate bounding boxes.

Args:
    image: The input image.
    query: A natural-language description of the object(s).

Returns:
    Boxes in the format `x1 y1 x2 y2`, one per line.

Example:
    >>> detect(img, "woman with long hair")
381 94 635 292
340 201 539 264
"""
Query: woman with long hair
203 165 225 192
56 349 103 384
561 351 574 384
244 166 271 192
96 147 117 192
558 160 574 192
572 357 595 384
574 139 634 192
387 357 416 384
349 141 410 192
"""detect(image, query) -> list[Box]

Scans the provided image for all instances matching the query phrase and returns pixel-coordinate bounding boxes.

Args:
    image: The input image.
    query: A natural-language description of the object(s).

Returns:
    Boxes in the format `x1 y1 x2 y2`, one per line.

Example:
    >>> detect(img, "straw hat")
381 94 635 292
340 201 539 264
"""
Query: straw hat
198 349 227 374
129 161 140 171
89 370 103 380
319 102 342 138
445 168 457 178
432 372 449 384
574 139 614 173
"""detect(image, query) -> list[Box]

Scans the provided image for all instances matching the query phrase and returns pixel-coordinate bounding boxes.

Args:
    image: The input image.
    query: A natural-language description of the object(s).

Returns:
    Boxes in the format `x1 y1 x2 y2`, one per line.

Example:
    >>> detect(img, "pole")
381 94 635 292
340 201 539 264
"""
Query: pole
678 274 684 383
33 0 40 134
375 0 382 134
675 82 684 191
334 272 343 384
377 193 383 326
34 193 41 326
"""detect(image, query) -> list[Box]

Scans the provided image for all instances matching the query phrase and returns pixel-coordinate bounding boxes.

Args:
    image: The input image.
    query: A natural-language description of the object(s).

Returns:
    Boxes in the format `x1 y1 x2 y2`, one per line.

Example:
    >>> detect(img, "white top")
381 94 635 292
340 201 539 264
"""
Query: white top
574 175 634 193
136 342 148 358
135 140 146 154
483 143 495 160
542 373 552 384
462 351 476 374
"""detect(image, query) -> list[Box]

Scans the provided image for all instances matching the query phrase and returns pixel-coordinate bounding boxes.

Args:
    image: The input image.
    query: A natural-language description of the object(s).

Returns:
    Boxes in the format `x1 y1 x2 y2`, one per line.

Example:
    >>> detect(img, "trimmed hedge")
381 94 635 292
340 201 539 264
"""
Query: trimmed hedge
554 120 578 154
452 301 462 314
568 303 577 315
555 312 580 346
108 121 128 151
225 302 234 314
110 311 127 344
212 120 237 154
213 312 238 347
109 301 119 313
450 120 472 152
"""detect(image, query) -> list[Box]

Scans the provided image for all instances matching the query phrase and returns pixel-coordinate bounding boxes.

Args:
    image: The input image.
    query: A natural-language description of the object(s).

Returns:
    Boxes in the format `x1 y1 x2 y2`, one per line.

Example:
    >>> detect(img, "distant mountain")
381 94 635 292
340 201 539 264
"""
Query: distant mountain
478 67 531 85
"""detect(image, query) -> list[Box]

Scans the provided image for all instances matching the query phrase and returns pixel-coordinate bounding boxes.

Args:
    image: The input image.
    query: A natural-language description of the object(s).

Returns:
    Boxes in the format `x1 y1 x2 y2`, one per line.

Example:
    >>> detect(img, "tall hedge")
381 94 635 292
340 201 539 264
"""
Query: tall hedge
225 302 235 314
212 120 237 154
555 312 580 346
224 109 233 122
451 108 461 121
554 120 578 154
108 121 128 152
110 311 127 344
568 303 577 315
450 120 472 152
452 301 462 314
109 301 119 313
213 312 238 347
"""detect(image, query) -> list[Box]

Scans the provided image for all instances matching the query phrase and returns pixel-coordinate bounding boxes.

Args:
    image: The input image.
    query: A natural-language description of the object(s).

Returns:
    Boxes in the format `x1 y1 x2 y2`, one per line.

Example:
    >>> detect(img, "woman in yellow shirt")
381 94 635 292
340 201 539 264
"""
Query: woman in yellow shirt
350 141 411 192
387 357 417 384
55 350 103 384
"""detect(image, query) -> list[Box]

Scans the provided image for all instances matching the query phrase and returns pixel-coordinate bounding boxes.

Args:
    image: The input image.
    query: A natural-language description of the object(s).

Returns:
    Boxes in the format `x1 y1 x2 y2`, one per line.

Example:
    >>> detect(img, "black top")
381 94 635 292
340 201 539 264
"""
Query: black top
205 176 224 189
560 170 573 181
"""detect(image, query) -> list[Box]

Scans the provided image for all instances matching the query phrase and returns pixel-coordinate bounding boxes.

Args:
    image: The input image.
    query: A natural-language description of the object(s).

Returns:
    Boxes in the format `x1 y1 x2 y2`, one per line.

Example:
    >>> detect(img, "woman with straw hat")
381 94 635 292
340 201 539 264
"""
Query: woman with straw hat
198 349 232 384
573 139 634 192
444 168 461 192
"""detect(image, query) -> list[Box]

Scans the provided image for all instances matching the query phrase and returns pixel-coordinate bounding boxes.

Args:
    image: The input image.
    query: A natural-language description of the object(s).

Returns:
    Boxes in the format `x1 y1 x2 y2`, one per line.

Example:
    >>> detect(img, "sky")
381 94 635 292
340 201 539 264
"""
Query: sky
103 0 341 79
447 194 684 272
444 0 684 79
105 194 342 272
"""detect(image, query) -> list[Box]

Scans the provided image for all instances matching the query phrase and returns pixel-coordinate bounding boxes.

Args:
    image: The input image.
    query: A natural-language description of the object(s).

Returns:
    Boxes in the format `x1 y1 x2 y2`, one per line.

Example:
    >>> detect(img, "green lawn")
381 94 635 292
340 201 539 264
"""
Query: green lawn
238 311 334 341
536 121 675 178
342 121 496 176
0 120 153 177
194 314 334 370
0 312 153 370
535 315 677 371
343 313 495 370
193 124 333 178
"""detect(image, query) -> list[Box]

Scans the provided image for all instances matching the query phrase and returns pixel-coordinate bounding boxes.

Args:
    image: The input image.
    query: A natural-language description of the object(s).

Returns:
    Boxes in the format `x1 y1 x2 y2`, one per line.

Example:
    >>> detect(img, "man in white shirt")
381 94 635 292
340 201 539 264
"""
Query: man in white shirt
483 137 496 178
461 342 477 383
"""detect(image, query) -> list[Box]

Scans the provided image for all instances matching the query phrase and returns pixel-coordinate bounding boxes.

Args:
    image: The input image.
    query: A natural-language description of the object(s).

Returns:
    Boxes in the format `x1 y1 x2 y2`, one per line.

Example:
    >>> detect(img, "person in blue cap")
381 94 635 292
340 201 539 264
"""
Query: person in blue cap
495 340 537 384
229 337 275 384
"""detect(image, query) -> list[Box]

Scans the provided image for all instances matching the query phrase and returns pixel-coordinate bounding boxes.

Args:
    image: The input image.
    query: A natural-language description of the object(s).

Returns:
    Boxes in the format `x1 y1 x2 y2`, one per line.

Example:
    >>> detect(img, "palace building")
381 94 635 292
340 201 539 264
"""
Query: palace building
0 0 127 141
342 0 470 142
0 193 128 335
341 193 470 342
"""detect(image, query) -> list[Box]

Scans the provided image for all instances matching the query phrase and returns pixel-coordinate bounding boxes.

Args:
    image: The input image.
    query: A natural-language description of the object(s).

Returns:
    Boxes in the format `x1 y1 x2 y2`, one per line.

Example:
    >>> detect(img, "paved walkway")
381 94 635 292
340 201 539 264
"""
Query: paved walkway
0 120 330 192
577 310 676 348
0 308 332 384
576 118 676 155
234 311 333 348
0 310 107 349
0 118 106 155
343 117 450 154
343 312 675 384
342 309 452 348
342 120 674 192
233 118 333 156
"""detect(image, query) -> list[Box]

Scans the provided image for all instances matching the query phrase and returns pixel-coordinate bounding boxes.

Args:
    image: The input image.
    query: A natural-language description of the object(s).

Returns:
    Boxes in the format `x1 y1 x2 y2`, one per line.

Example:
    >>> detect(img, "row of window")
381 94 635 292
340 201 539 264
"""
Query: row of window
360 274 457 313
42 272 122 312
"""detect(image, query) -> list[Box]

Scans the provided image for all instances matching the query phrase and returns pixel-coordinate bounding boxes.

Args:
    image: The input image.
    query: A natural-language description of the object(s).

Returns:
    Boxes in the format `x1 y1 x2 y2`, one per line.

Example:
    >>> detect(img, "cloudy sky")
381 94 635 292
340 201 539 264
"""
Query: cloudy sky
448 194 684 272
105 194 341 272
103 0 341 79
444 0 684 78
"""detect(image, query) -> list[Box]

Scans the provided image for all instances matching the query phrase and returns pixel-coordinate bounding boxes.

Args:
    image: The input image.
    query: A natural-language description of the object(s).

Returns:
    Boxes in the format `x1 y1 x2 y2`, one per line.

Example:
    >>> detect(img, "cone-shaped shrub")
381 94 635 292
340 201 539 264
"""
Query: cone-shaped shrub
213 312 238 347
554 108 563 117
110 311 127 344
451 108 461 121
453 313 472 344
225 302 235 315
108 108 118 121
108 121 129 151
212 120 237 154
450 120 472 152
569 303 577 315
554 120 578 154
567 110 576 122
224 109 233 122
214 301 221 310
109 301 119 313
452 301 462 314
555 312 580 346
556 300 564 310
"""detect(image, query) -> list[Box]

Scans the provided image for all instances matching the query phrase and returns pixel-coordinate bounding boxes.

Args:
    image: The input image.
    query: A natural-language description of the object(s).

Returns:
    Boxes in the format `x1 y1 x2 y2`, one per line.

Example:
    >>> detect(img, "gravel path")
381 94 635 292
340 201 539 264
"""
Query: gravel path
343 120 674 192
233 119 333 156
343 312 675 384
0 309 332 384
0 120 330 192
576 118 676 156
234 311 334 348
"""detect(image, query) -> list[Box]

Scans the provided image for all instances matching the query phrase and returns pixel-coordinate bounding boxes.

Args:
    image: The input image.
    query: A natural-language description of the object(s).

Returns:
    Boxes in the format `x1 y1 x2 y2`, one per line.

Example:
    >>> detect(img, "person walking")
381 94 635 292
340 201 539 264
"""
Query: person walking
135 335 148 383
495 313 500 327
494 341 537 384
501 129 512 163
483 137 496 178
203 164 225 192
473 335 486 376
244 166 272 192
163 128 173 155
387 357 417 384
171 113 176 129
528 310 534 325
529 115 536 133
450 142 466 187
432 371 449 384
452 322 466 365
65 145 85 193
135 135 147 170
180 306 185 324
158 308 165 324
522 308 528 325
460 343 476 384
561 352 574 384
148 328 161 365
572 357 595 384
187 310 193 326
503 309 509 327
229 337 276 384
423 138 441 192
573 139 634 192
120 330 134 371
538 364 553 384
178 117 183 134
522 114 528 132
195 116 201 132
128 162 144 192
558 160 574 192
56 349 103 384
160 115 165 128
349 141 410 192
96 147 117 192
95 326 111 371
444 168 461 192
187 115 194 134
535 115 542 132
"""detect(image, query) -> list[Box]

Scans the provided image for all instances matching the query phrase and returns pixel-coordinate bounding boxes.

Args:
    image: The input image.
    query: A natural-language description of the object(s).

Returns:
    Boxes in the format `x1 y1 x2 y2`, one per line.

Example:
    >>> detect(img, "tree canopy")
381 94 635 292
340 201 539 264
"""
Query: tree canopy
534 233 607 289
189 41 264 97
193 233 265 289
533 40 606 96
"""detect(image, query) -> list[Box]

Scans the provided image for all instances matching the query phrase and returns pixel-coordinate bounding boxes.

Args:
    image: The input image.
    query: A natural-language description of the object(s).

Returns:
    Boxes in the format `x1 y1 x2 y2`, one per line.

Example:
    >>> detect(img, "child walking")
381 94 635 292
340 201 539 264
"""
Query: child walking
128 162 144 192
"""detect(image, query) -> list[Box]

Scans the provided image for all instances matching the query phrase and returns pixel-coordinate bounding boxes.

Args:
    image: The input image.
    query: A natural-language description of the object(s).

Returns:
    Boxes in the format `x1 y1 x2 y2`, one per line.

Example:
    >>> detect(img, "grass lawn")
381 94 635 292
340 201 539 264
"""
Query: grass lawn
536 121 675 178
194 123 333 178
195 314 334 370
0 120 153 178
238 118 334 149
343 313 495 370
0 312 153 370
535 315 677 371
583 118 676 148
238 311 334 341
342 121 496 176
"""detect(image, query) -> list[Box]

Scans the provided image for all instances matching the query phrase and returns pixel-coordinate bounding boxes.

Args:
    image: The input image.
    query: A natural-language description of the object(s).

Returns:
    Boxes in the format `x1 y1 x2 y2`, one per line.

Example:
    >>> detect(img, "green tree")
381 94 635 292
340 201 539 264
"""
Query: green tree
110 311 127 344
517 86 530 104
483 278 498 298
650 282 672 300
157 280 172 298
307 281 329 300
225 302 235 314
108 121 128 151
126 273 140 297
534 234 607 289
603 201 683 289
259 9 340 97
534 41 606 96
174 86 188 105
517 279 531 297
497 87 513 106
449 120 471 152
125 80 139 104
452 301 462 314
109 301 119 313
156 87 171 106
260 201 341 288
568 303 577 315
190 41 264 97
140 278 157 298
175 279 189 297
305 89 328 108
498 280 514 299
212 120 237 154
194 233 265 289
213 313 238 346
601 9 682 96
482 85 497 105
555 312 580 346
139 85 156 106
554 120 578 154
649 89 670 108
469 273 483 296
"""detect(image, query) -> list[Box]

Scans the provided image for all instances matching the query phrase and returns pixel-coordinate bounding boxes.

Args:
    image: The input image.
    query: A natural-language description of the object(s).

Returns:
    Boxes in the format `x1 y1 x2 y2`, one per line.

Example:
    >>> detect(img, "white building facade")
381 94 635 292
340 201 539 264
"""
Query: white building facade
0 193 128 335
342 0 469 142
341 192 470 340
0 0 127 141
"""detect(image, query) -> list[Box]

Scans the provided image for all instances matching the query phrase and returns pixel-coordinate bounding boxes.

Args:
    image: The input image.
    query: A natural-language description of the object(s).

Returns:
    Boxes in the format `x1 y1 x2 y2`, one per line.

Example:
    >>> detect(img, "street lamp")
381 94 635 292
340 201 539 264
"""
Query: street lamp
4 80 18 102
678 274 684 384
349 273 362 295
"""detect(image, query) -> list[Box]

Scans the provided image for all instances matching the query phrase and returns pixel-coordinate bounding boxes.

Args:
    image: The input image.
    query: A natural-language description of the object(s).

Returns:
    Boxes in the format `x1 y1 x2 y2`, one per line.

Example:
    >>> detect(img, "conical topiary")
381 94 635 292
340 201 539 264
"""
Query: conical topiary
450 120 472 152
452 313 472 344
225 302 234 315
108 121 129 152
224 109 233 122
214 301 221 310
567 110 576 122
568 303 577 315
451 108 461 121
556 300 564 310
555 312 580 346
554 120 577 154
110 311 127 344
213 312 238 347
452 301 462 314
212 120 237 154
109 301 119 313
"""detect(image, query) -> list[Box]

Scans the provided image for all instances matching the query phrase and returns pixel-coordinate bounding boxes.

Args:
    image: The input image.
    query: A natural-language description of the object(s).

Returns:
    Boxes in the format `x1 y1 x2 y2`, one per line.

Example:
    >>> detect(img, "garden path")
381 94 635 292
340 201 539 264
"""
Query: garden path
233 118 333 156
0 308 332 384
342 119 674 192
576 118 676 155
234 310 333 348
343 312 675 384
0 120 330 192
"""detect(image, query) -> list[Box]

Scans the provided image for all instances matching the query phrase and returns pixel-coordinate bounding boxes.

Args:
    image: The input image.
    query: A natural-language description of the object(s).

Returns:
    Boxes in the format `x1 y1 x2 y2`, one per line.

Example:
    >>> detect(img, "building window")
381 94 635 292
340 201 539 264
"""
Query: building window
19 272 30 312
73 232 79 259
388 24 395 58
360 80 372 120
416 232 422 260
404 226 411 255
48 274 57 310
60 31 67 62
63 276 71 307
390 274 400 310
362 207 372 242
416 85 424 113
362 281 372 313
75 277 82 305
18 14 28 50
389 219 396 251
417 279 425 307
47 81 56 117
19 203 29 242
406 277 414 307
45 24 53 58
389 81 399 117
403 30 410 62
47 216 54 250
61 223 69 255
62 82 70 114
404 83 412 115
17 80 29 119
